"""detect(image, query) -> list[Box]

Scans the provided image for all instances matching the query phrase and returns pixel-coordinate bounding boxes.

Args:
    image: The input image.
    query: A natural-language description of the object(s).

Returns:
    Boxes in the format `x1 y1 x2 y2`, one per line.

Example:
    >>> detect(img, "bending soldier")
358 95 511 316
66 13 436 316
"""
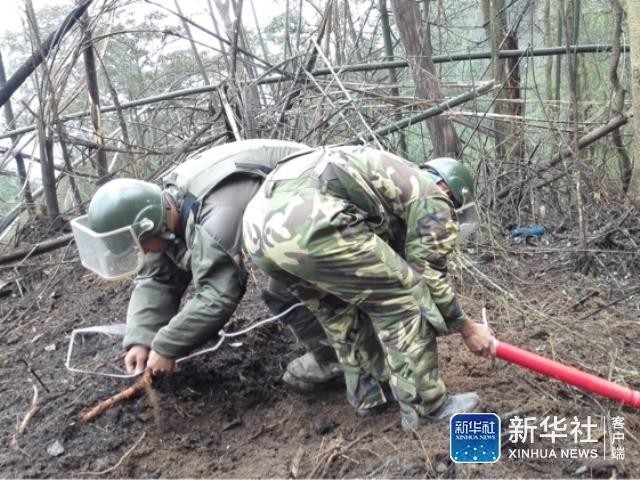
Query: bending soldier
71 139 340 382
243 146 494 430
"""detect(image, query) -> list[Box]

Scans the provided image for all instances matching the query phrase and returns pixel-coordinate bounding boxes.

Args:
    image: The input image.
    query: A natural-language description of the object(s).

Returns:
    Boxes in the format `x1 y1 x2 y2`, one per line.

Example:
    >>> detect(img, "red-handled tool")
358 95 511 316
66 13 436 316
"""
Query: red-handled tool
492 340 640 409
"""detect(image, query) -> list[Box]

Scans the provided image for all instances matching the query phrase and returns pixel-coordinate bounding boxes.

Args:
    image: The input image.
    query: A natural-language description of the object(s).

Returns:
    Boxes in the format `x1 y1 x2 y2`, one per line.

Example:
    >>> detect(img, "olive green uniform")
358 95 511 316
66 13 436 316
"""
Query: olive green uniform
123 139 332 360
243 146 466 423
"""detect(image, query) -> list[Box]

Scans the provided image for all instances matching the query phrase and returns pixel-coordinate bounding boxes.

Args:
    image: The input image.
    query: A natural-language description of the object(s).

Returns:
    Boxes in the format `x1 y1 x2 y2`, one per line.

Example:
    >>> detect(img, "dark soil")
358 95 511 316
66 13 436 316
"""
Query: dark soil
1 224 639 478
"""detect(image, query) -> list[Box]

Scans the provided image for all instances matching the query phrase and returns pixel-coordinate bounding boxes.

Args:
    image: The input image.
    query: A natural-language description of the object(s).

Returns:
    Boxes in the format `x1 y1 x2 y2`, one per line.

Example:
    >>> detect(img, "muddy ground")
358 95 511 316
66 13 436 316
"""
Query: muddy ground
0 221 639 478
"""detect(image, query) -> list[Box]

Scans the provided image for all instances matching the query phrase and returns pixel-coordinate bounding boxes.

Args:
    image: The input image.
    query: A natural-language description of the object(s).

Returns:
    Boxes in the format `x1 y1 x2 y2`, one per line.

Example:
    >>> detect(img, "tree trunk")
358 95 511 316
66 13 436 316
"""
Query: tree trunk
561 0 588 266
628 0 640 201
555 13 563 107
38 129 60 220
0 52 34 211
482 0 524 158
25 0 60 221
0 0 94 109
78 5 108 182
543 0 553 102
389 0 460 157
379 0 407 156
609 0 632 193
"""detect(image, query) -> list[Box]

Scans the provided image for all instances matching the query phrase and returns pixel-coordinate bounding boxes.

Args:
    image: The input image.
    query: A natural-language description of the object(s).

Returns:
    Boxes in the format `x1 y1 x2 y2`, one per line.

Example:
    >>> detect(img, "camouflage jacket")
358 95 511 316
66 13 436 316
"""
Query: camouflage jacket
282 145 467 332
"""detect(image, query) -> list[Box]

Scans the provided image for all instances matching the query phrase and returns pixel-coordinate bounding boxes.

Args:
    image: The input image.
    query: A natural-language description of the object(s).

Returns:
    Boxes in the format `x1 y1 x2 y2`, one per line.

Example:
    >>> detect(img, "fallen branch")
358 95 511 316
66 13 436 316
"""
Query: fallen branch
496 111 629 200
579 287 640 321
10 384 40 448
79 370 152 423
0 45 626 140
344 80 496 145
290 446 305 479
0 233 74 266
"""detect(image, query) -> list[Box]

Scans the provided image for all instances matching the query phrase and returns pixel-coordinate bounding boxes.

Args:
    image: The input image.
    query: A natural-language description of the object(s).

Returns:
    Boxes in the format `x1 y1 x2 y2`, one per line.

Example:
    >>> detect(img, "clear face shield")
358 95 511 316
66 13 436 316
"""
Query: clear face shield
71 215 154 280
455 188 480 243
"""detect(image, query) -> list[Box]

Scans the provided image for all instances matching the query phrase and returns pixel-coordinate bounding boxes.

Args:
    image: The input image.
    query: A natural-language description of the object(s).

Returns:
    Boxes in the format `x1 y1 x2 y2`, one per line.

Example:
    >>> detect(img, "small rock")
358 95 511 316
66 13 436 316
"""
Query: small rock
313 416 334 435
435 462 448 474
44 343 56 352
47 440 64 457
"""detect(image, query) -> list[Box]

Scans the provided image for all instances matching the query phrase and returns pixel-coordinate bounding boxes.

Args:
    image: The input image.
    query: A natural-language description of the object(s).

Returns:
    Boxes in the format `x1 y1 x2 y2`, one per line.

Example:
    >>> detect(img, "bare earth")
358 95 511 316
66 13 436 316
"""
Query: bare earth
1 223 638 478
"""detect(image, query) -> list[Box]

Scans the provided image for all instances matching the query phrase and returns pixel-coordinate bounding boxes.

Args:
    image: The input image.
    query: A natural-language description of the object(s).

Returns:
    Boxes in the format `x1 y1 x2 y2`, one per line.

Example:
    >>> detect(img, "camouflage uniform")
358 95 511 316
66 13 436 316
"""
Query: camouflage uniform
243 146 467 423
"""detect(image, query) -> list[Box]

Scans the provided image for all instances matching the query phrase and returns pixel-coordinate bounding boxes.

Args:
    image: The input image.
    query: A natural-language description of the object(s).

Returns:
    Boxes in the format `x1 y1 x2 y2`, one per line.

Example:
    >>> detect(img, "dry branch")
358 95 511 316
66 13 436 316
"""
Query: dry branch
290 446 305 478
0 53 34 209
496 111 630 200
0 234 74 266
79 370 152 423
9 384 39 449
0 0 94 109
0 45 624 141
307 421 395 478
344 80 495 144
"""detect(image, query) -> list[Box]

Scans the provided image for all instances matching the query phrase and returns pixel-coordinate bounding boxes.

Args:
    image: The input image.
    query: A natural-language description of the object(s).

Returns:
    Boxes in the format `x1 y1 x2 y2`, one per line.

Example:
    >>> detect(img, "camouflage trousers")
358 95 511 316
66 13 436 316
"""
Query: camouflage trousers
243 177 447 419
262 277 337 364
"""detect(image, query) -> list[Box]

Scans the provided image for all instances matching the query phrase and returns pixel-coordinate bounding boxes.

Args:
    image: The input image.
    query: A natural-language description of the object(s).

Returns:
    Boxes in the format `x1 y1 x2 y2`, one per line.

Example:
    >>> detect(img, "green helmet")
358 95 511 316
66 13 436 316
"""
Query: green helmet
87 178 166 238
422 157 474 207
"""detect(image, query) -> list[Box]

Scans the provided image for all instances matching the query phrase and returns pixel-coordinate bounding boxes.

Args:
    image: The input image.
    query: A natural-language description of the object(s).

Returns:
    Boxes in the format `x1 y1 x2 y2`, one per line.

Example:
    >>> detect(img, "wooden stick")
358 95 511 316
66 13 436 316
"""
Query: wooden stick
290 446 305 479
0 233 74 266
10 384 39 448
78 370 152 423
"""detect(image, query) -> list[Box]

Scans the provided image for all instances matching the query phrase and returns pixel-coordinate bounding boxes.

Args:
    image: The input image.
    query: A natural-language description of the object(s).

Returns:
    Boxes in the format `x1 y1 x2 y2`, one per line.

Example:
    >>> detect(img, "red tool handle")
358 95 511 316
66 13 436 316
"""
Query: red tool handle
493 340 640 409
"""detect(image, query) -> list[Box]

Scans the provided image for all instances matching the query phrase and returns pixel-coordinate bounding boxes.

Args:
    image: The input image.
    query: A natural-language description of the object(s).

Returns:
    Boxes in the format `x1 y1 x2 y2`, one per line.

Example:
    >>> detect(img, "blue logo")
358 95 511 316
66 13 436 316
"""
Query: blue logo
450 413 501 463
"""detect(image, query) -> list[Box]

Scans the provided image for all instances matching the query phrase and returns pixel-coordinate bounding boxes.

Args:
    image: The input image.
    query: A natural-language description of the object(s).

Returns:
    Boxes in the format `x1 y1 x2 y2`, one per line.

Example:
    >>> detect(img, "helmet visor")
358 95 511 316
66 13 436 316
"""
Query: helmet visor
71 215 146 280
455 201 480 242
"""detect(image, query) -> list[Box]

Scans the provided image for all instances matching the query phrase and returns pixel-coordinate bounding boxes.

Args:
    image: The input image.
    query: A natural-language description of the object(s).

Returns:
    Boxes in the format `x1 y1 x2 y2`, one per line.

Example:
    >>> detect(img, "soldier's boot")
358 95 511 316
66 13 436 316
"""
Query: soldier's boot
401 392 480 432
283 352 343 392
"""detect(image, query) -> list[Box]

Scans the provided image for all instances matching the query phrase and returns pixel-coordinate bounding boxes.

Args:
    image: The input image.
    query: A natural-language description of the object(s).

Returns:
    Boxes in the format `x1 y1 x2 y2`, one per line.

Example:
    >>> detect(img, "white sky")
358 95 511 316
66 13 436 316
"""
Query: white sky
0 0 289 38
1 1 61 34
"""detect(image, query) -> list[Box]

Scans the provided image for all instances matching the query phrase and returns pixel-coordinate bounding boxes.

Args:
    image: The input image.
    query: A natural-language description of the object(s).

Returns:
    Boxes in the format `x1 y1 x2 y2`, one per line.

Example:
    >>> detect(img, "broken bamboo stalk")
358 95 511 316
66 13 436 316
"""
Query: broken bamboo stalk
0 233 74 266
0 0 94 109
496 111 629 200
344 80 496 145
0 45 627 141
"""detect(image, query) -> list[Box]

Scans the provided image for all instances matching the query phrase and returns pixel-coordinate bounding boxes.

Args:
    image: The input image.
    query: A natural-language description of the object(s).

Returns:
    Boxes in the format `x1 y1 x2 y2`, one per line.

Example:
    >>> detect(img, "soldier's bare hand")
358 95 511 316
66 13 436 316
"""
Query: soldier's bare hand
146 350 176 376
459 320 494 357
124 345 150 374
